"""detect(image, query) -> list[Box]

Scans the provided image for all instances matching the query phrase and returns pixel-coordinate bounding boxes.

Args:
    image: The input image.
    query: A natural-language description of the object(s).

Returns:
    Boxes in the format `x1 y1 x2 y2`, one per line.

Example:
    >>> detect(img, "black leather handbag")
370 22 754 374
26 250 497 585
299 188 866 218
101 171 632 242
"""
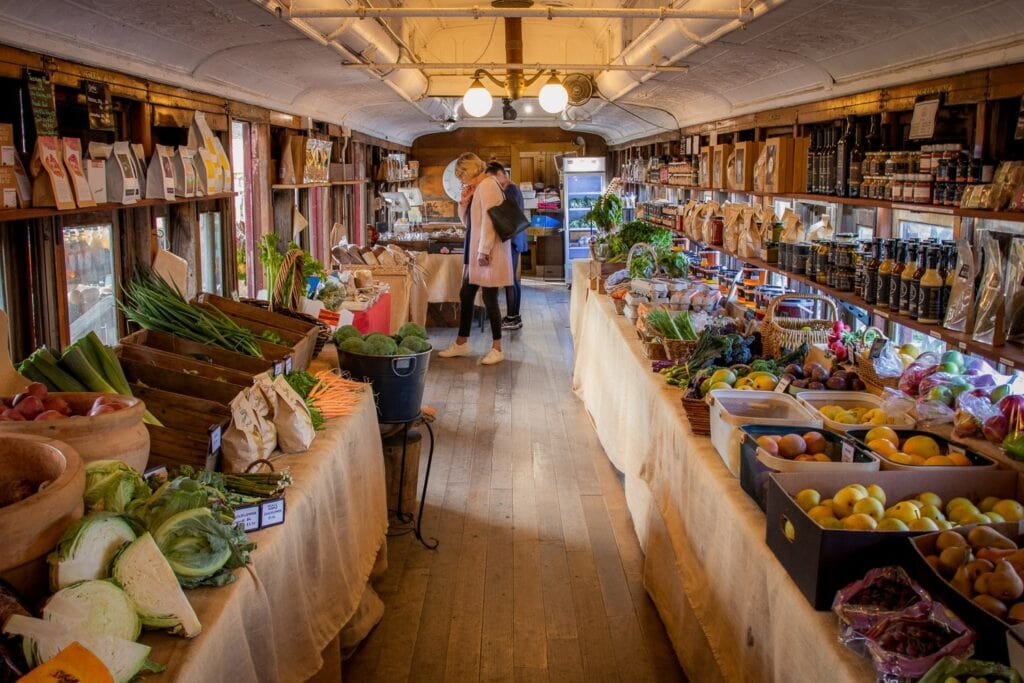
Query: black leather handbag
486 180 530 242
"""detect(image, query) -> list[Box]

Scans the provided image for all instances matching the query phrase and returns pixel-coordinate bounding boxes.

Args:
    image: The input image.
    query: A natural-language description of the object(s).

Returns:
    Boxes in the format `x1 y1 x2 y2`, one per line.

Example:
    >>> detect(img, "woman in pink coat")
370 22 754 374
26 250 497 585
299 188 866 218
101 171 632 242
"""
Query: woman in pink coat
438 152 514 365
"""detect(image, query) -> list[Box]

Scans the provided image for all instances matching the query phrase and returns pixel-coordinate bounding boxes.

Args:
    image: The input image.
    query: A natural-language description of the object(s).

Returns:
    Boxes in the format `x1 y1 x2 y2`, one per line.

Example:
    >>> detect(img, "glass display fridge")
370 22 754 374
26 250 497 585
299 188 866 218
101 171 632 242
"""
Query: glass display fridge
562 157 606 284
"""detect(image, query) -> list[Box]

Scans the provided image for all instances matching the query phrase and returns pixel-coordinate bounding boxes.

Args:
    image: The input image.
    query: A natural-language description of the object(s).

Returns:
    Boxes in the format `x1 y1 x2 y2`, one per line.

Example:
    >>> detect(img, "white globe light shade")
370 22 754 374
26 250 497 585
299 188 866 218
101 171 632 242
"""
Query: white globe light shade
463 79 493 117
538 76 569 113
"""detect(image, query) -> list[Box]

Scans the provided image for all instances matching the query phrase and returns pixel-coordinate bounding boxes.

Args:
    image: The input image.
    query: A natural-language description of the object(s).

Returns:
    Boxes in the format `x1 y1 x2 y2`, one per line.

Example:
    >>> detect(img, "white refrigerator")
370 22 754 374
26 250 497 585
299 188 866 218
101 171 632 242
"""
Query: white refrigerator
562 157 606 284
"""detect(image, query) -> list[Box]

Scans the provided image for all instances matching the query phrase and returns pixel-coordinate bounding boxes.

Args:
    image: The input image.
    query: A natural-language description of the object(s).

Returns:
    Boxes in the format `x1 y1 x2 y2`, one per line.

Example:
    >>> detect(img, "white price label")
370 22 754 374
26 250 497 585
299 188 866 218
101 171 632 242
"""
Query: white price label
285 356 294 373
273 361 283 376
234 505 261 532
929 331 942 340
775 376 793 393
876 309 889 319
948 444 966 456
958 342 968 350
260 499 286 528
209 424 222 454
1000 357 1015 369
841 442 854 463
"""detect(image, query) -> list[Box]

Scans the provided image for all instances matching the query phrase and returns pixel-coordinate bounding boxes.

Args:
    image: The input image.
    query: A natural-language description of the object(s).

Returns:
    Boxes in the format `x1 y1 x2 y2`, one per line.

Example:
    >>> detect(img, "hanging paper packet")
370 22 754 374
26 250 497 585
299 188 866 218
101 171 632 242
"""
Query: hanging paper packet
722 203 743 252
1004 237 1024 342
780 208 803 243
271 375 315 453
972 232 1006 346
943 237 976 333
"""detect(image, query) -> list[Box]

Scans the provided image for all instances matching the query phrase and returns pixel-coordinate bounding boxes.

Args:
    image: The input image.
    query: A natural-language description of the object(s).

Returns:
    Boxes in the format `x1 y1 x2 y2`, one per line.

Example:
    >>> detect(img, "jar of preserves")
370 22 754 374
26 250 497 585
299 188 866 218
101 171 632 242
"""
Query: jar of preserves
912 174 932 204
953 182 965 207
944 184 956 207
919 145 933 174
795 243 810 275
891 174 905 203
864 152 876 176
933 182 946 206
883 176 895 201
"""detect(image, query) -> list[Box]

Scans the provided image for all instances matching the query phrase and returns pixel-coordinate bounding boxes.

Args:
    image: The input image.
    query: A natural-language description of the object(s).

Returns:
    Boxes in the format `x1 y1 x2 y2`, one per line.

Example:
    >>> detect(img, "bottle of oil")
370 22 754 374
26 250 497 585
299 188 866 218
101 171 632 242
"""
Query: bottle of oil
918 247 945 324
888 240 906 311
875 239 896 310
864 238 882 304
907 242 929 320
899 241 918 315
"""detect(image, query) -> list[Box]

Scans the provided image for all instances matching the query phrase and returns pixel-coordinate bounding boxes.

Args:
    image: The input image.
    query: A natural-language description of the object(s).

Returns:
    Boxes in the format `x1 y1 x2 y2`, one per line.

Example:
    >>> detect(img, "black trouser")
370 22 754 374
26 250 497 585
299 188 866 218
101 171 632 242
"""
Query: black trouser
505 250 521 318
458 279 502 340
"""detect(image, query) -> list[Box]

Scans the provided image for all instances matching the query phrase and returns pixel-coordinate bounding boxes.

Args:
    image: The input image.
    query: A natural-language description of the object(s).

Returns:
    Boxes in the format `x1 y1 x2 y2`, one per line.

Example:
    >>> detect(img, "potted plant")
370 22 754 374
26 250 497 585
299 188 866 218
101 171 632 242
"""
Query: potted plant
583 193 623 261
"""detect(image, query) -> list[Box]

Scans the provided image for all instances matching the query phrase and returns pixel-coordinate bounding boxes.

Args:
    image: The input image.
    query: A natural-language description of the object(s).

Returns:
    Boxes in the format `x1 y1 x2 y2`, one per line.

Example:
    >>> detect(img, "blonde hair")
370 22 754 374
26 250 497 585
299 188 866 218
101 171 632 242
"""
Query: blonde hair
455 152 486 180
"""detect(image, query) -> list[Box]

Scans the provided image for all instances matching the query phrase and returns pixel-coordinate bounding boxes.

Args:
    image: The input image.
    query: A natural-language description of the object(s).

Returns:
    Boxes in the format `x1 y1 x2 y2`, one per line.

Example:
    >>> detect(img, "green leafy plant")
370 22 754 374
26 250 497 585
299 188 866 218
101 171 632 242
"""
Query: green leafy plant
582 193 623 233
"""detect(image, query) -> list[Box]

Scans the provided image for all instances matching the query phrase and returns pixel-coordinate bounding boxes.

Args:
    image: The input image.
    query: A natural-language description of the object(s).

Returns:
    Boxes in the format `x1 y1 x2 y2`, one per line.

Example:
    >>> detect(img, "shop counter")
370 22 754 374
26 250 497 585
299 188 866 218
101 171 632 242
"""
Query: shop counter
145 354 388 682
570 275 872 682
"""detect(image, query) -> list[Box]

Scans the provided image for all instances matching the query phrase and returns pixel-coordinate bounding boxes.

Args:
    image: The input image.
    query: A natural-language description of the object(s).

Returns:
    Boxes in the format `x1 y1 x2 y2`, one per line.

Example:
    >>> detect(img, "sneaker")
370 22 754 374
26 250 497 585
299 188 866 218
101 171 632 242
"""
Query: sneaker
502 316 523 330
438 342 471 358
480 348 504 365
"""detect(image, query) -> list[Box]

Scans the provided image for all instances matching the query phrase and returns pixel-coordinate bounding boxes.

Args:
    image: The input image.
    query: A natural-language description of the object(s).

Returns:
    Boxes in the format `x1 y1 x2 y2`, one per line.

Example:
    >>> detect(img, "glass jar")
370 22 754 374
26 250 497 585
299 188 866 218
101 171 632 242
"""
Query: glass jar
795 243 810 275
944 184 956 207
912 174 932 204
919 145 933 175
933 182 946 206
891 174 906 203
883 175 895 201
883 153 896 177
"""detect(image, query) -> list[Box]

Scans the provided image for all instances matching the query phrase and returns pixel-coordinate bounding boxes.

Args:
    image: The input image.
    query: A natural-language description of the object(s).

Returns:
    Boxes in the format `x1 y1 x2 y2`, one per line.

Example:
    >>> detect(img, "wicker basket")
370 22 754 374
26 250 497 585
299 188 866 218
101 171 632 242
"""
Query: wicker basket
661 338 698 362
761 293 838 358
241 298 331 358
853 326 902 393
681 390 711 435
637 329 668 361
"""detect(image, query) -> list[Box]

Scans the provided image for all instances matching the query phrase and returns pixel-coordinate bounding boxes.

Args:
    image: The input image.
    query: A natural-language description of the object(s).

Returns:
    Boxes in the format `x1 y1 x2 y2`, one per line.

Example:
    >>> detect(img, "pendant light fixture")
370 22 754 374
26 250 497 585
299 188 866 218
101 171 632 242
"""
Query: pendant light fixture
462 76 494 117
538 72 569 113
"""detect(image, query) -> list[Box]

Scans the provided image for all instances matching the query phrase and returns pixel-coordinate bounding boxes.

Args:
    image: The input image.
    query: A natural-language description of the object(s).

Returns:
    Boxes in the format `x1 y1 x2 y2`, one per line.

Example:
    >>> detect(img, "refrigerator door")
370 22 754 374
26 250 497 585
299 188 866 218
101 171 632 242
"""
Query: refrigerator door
563 169 605 284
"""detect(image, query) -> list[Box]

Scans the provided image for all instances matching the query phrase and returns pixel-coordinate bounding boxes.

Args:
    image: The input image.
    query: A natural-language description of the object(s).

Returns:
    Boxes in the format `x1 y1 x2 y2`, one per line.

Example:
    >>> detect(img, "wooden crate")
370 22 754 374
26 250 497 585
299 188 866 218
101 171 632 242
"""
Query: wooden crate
134 385 230 471
120 329 278 376
194 296 317 370
118 356 247 403
117 344 257 386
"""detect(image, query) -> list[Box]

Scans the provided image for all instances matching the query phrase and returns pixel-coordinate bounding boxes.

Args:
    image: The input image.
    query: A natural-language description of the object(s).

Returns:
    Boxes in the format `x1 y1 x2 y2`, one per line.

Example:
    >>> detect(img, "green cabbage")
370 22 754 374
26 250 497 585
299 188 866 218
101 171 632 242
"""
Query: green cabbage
84 460 149 514
398 336 431 353
111 533 201 638
43 580 141 642
398 322 428 339
152 507 251 588
339 337 369 354
128 477 207 532
48 512 136 590
363 334 398 356
332 325 362 344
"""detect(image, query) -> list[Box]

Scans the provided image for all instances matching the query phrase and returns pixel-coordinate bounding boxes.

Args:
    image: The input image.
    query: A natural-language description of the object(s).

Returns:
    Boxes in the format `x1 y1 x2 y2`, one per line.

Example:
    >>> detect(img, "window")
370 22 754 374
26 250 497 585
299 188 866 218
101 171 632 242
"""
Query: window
231 120 255 296
154 215 169 251
895 209 954 242
199 212 224 296
63 223 118 345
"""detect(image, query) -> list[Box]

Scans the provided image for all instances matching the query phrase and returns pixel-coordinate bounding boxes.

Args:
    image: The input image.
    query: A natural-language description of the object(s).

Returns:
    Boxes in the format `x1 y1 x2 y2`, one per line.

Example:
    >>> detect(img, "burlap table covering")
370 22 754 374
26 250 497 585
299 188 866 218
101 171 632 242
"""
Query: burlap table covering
144 388 388 682
571 291 873 682
569 259 592 341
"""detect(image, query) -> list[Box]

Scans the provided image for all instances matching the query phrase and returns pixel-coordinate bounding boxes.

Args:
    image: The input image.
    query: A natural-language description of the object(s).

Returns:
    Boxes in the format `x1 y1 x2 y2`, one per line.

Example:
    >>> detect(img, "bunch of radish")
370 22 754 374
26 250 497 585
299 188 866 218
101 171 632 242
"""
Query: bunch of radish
0 383 129 421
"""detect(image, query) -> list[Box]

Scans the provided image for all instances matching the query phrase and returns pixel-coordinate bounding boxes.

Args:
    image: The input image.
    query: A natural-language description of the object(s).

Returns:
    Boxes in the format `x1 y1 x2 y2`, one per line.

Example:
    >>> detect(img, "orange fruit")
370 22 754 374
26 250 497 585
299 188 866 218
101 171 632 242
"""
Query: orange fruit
812 453 831 462
868 439 898 456
865 426 899 445
903 435 941 458
887 452 914 465
907 454 927 466
947 451 971 467
923 455 955 467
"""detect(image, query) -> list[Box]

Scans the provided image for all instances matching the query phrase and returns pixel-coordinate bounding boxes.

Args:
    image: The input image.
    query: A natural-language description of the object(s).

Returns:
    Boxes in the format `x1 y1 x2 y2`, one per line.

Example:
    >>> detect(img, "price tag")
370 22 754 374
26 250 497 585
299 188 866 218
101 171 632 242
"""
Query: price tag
948 444 966 457
273 361 283 376
876 309 889 319
958 341 968 350
233 505 261 532
209 424 222 455
869 337 887 360
144 465 168 480
285 356 294 373
260 498 286 528
774 375 792 393
929 331 942 340
841 441 855 463
1000 357 1016 369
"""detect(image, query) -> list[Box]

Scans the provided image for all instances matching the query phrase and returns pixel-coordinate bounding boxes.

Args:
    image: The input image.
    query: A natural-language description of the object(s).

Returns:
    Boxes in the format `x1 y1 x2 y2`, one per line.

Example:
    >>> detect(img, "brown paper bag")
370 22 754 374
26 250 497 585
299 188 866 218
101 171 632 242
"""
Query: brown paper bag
722 204 744 253
222 389 278 473
738 208 761 258
806 213 834 241
272 375 315 453
30 136 76 210
780 208 803 243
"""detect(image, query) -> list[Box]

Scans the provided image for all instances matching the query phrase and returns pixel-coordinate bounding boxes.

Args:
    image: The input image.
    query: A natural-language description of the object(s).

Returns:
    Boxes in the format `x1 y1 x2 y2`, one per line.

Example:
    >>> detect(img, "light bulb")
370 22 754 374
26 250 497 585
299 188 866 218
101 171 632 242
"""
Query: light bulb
538 73 568 113
462 78 493 117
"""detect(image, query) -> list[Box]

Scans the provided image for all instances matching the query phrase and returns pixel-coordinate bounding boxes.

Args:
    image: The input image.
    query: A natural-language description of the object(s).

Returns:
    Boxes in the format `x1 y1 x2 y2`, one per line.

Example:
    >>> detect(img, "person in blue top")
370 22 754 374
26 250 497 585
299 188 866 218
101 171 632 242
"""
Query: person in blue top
485 162 526 330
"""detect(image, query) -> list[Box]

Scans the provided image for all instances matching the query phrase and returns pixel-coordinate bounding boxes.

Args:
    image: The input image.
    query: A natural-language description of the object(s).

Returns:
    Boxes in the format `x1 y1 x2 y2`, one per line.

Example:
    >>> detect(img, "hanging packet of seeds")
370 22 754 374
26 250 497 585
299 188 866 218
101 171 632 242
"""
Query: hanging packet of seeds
971 232 1006 346
1005 237 1024 342
943 236 976 333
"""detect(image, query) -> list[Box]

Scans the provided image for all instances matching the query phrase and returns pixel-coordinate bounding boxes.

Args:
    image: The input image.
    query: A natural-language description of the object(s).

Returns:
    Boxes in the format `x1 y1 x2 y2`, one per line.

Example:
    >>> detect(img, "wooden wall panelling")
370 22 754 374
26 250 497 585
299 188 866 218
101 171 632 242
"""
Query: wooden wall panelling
169 203 199 298
273 190 295 249
1 223 32 360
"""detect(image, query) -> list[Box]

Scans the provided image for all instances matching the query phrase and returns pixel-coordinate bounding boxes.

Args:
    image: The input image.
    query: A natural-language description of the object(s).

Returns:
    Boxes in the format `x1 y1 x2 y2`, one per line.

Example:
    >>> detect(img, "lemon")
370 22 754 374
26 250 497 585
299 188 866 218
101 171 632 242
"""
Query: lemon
794 489 821 512
843 513 878 531
903 435 940 458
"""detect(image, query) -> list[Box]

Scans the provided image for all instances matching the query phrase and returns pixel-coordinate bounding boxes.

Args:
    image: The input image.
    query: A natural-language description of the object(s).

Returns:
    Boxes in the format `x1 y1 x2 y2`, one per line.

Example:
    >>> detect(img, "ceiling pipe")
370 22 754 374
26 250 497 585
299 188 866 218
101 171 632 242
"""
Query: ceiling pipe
288 6 754 20
338 62 690 73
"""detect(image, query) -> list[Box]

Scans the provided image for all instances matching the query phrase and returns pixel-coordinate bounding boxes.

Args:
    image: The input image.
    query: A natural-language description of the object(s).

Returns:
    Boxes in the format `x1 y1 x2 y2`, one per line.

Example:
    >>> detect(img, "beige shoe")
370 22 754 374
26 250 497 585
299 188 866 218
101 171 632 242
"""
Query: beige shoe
480 348 504 365
438 342 471 358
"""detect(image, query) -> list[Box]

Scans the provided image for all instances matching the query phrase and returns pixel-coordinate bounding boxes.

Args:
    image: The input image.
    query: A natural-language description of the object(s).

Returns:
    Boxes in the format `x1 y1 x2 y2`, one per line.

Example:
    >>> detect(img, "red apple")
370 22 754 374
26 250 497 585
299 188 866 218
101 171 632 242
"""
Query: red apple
13 395 44 420
998 395 1024 429
983 414 1010 444
34 410 66 421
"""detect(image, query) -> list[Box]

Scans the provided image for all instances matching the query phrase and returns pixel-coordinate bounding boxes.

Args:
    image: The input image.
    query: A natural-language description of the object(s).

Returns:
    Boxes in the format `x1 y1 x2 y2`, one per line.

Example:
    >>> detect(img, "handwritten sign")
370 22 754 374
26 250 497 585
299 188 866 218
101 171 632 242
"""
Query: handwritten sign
25 69 57 136
84 81 115 131
909 96 941 140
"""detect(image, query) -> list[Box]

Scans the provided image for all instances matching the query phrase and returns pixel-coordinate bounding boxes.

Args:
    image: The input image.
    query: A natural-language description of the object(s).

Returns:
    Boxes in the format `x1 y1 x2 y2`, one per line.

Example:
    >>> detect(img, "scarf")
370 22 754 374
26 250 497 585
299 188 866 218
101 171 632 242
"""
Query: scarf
459 172 485 217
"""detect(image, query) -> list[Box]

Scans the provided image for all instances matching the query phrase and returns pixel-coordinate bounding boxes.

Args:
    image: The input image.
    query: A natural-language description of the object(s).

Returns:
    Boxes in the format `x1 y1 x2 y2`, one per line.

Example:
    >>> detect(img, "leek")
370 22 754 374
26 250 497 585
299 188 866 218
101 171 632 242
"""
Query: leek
24 347 88 392
61 346 118 394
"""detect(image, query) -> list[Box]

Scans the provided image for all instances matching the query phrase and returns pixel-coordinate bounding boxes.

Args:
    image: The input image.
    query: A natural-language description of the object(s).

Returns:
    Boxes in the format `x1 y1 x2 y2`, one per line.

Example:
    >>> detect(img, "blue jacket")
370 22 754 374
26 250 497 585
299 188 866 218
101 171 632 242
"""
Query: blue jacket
504 184 529 253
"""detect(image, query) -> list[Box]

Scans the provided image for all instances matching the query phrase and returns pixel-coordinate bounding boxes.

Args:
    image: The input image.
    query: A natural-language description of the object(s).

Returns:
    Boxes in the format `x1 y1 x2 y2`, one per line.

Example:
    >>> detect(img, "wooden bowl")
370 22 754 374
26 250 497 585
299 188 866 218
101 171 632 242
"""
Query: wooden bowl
0 433 85 599
0 393 149 472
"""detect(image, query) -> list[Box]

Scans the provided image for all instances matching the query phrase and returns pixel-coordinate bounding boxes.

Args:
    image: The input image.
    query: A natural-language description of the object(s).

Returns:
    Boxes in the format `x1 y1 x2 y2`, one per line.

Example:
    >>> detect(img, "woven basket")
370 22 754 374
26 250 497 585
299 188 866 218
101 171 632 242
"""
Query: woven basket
681 390 711 435
853 326 901 393
661 338 698 363
241 298 331 358
761 293 838 358
637 329 668 361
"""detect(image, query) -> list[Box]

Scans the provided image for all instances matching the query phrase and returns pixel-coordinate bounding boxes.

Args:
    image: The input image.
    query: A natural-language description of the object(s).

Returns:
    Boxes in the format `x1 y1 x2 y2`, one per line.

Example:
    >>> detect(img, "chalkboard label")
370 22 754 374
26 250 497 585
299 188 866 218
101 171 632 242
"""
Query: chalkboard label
25 69 57 136
84 81 115 131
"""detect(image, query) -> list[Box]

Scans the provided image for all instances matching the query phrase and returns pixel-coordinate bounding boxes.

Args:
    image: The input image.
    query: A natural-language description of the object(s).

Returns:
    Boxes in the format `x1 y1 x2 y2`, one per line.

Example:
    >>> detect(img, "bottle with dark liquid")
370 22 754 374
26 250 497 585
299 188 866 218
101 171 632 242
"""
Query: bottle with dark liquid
823 127 837 196
847 122 864 198
888 240 907 311
812 128 824 194
899 241 919 315
907 243 928 320
876 239 895 310
806 128 818 194
864 238 882 304
865 115 880 152
836 116 853 197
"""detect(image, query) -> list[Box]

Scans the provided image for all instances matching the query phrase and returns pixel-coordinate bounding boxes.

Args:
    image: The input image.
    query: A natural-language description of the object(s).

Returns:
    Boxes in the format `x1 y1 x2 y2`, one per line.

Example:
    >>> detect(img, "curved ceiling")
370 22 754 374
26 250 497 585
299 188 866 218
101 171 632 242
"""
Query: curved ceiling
0 0 1021 146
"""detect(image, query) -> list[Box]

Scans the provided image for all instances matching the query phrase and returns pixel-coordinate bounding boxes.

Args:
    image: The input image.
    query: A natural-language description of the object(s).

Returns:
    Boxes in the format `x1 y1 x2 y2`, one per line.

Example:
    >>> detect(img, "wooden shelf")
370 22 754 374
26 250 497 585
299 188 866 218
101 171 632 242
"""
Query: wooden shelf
0 192 237 223
272 180 367 189
625 180 1024 223
702 242 1024 370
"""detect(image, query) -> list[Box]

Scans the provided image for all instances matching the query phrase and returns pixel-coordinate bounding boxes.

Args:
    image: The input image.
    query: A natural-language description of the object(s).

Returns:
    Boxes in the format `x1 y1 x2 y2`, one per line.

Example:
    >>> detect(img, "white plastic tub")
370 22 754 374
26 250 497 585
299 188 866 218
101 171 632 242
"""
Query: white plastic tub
708 390 821 477
794 390 916 433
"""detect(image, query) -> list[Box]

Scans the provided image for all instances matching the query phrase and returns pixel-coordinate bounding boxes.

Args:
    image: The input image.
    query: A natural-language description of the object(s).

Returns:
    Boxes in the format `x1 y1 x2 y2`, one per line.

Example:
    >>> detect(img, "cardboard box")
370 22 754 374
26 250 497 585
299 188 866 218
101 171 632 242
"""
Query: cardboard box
711 144 733 190
792 136 810 194
729 141 760 192
698 147 710 188
0 166 18 208
0 123 14 167
766 469 1022 609
845 427 998 470
62 138 95 208
105 141 141 204
909 520 1024 665
763 137 796 194
30 136 76 210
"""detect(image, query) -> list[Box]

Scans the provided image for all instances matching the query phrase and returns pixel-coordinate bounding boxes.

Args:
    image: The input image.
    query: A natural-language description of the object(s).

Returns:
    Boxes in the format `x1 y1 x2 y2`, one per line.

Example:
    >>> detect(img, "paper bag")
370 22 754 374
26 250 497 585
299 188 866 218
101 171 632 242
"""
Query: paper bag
211 136 232 192
722 203 744 253
172 146 197 197
145 145 176 200
751 145 768 192
0 167 18 208
780 208 803 243
130 143 147 189
738 208 761 258
806 213 834 241
11 156 31 207
86 142 112 204
30 136 76 210
222 388 277 473
196 147 222 195
271 375 315 453
62 138 95 208
104 141 141 205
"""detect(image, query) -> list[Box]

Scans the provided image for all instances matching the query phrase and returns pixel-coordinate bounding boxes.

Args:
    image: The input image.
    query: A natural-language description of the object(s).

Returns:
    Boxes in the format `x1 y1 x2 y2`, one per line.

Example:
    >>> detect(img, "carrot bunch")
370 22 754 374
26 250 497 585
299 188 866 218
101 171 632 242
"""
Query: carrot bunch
307 370 368 417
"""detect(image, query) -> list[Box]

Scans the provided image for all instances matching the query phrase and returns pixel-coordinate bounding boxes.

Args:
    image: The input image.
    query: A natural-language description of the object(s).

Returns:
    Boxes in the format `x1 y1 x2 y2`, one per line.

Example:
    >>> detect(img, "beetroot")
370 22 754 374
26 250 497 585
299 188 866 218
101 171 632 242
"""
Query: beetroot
87 404 117 417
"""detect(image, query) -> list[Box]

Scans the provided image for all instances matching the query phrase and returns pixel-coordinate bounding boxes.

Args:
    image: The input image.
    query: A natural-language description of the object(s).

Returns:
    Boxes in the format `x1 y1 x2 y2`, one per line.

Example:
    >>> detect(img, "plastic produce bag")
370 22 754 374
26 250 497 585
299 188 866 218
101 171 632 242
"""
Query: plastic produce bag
972 232 1006 346
832 567 931 656
864 607 975 682
917 656 1021 683
271 374 314 453
1005 237 1024 342
898 352 940 396
944 237 976 333
879 388 915 421
953 391 1002 440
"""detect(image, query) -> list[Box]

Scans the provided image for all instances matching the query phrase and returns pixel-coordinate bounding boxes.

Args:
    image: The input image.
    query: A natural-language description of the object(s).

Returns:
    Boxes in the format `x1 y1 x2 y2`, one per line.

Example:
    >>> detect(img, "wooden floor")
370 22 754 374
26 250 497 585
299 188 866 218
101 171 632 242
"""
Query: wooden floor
343 280 685 682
